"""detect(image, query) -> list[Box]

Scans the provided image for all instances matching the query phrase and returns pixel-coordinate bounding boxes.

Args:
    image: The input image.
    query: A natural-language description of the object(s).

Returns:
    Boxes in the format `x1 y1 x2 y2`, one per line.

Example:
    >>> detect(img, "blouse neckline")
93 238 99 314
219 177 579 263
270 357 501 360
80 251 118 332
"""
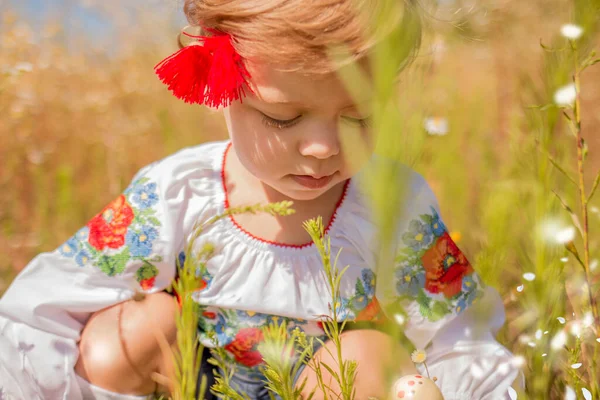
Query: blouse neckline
216 141 352 254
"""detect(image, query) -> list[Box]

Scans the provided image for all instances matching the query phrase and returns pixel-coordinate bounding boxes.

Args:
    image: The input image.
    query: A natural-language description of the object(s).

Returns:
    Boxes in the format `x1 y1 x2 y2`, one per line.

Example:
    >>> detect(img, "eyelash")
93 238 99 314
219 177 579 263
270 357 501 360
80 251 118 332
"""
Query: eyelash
260 114 372 129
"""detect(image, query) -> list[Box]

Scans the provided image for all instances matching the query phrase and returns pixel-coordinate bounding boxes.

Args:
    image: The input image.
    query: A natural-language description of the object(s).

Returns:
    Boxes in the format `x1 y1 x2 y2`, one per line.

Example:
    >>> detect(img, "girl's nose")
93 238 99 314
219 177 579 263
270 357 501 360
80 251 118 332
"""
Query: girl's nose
298 131 340 160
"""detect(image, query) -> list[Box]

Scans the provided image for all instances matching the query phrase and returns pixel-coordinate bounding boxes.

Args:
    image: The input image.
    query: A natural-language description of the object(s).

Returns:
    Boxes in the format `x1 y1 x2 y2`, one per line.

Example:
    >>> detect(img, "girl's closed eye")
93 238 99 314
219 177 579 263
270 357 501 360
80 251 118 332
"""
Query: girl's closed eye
260 112 372 130
260 112 302 129
341 115 372 128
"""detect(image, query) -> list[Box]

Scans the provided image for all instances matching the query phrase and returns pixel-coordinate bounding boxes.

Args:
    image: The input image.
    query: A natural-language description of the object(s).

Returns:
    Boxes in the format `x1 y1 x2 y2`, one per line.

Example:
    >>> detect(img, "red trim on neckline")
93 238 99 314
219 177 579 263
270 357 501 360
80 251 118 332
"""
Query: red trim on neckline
220 142 350 249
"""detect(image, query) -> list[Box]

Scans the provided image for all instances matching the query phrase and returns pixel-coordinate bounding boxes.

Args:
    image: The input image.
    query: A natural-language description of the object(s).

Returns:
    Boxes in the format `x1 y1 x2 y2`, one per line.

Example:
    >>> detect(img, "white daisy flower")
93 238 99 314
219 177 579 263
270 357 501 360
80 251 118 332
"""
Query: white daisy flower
539 218 576 244
551 330 567 350
582 312 595 328
553 83 577 107
523 272 536 281
560 24 584 40
14 62 34 73
565 386 576 400
411 349 427 364
424 117 449 136
517 284 524 292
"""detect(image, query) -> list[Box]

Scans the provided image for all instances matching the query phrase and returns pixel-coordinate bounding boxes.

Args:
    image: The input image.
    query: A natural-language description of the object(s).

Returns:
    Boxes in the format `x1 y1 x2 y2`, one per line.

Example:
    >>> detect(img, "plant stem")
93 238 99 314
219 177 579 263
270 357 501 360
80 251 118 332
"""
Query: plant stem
573 43 599 396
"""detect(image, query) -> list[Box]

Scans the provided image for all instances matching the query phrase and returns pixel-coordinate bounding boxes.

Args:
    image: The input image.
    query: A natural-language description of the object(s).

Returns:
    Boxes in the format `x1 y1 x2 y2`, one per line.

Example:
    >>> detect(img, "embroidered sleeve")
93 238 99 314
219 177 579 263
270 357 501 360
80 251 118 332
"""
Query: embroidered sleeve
0 162 180 339
382 173 486 349
56 175 165 289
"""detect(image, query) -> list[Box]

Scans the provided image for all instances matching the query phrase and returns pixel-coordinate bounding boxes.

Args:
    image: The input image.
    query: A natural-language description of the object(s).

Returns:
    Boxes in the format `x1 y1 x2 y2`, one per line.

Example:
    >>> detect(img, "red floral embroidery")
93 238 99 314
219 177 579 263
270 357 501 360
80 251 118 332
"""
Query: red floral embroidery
356 296 382 321
87 195 134 250
421 232 473 298
140 277 156 290
224 327 264 367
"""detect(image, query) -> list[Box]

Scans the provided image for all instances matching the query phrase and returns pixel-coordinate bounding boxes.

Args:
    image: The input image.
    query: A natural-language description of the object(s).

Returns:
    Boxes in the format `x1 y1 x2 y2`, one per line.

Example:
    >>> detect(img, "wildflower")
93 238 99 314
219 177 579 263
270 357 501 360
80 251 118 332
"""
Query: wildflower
551 330 567 350
565 386 576 400
582 388 592 400
516 285 524 292
569 321 582 338
560 24 584 40
539 218 576 244
449 231 461 242
553 84 577 107
523 272 536 282
14 62 33 73
424 117 449 136
571 362 582 369
582 312 594 328
411 349 427 364
394 313 406 325
511 355 526 368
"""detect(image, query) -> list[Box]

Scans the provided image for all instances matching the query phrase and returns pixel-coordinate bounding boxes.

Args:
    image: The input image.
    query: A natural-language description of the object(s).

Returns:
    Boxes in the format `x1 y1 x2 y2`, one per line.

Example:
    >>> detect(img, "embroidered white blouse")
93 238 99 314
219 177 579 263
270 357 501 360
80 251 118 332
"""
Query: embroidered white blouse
0 140 520 400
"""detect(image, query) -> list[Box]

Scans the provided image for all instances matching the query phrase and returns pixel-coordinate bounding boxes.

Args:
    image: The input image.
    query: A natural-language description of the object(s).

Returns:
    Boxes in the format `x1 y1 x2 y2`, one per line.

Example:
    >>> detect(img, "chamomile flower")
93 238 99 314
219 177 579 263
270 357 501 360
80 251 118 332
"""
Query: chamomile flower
553 83 577 107
539 218 576 244
411 349 427 364
560 24 584 40
424 117 449 136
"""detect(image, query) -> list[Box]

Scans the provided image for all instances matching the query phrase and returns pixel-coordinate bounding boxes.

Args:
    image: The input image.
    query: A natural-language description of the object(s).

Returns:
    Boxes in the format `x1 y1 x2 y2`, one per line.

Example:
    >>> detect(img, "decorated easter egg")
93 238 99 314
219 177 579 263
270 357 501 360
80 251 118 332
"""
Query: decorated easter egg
391 374 444 399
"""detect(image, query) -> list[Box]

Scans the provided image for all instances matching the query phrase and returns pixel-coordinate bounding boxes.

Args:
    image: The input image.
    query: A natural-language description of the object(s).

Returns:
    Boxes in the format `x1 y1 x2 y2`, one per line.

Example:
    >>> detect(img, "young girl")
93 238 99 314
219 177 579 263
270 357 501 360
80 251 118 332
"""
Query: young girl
0 0 521 399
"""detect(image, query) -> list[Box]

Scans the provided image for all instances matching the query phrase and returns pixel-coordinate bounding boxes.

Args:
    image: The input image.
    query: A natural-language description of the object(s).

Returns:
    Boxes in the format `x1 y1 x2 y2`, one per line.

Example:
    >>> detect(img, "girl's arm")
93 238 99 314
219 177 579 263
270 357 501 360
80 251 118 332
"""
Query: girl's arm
377 170 523 399
0 155 191 399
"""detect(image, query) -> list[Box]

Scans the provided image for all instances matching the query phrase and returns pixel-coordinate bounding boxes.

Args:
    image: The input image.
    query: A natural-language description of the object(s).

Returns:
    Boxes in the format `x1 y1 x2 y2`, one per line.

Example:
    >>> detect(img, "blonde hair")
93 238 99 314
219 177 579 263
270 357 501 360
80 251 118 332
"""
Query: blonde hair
182 0 422 74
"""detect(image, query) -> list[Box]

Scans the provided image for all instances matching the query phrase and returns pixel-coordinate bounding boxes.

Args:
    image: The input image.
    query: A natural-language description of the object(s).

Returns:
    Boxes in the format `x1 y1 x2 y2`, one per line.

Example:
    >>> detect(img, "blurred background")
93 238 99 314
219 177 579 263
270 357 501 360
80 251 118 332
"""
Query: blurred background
1 0 599 397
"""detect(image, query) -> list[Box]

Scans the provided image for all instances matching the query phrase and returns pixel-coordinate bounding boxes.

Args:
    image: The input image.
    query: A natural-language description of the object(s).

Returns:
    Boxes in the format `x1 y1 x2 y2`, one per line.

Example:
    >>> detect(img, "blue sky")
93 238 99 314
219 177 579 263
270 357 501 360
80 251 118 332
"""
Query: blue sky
6 0 185 44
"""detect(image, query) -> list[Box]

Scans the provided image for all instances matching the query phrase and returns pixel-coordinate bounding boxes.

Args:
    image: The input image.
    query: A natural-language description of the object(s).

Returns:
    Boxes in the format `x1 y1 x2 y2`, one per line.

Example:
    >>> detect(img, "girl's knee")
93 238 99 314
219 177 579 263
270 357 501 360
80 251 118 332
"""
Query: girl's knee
297 329 416 399
75 292 178 395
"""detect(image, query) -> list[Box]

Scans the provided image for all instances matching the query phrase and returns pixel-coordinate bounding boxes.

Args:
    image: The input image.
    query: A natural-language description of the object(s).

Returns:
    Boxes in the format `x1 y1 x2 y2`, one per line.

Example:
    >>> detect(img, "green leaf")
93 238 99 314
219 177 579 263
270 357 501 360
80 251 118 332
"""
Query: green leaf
147 216 161 226
429 301 451 322
551 190 584 239
587 169 600 203
96 248 129 276
135 177 150 185
355 278 365 296
416 289 431 308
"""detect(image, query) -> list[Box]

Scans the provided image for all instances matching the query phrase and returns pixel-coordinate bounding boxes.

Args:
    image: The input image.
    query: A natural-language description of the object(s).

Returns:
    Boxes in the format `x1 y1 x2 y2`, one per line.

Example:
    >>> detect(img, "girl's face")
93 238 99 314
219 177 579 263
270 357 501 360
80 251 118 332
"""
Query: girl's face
224 62 373 202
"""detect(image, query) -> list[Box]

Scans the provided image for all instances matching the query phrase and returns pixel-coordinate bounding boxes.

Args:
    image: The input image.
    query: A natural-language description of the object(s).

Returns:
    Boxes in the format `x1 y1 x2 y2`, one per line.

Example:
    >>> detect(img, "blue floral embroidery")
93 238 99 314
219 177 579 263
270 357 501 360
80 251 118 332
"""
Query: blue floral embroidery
55 175 162 288
395 206 484 322
131 182 159 209
402 219 434 251
361 269 375 296
75 226 89 241
58 238 78 257
396 267 425 297
75 250 92 267
430 211 446 236
126 226 159 257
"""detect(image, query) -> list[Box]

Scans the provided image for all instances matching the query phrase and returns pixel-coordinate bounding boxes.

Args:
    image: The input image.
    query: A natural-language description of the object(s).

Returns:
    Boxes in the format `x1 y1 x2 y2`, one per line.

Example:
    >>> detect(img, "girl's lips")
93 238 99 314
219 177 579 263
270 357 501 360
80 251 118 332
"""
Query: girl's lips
290 174 334 189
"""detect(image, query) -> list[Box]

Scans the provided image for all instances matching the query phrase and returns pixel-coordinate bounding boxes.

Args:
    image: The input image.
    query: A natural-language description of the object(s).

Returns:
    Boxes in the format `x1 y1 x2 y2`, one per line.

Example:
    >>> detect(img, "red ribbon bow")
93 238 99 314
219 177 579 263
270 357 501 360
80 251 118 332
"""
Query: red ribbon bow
154 29 251 108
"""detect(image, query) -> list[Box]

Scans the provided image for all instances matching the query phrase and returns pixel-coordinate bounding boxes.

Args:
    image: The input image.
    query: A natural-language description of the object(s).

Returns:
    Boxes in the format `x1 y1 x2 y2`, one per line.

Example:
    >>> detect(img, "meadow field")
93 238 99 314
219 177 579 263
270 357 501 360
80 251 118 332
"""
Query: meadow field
1 0 599 398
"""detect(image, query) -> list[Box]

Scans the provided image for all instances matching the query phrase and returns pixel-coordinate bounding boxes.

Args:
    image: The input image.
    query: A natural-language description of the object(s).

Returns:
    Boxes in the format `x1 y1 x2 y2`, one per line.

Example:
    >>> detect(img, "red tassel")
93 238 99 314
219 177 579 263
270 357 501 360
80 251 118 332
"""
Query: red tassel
154 32 251 108
154 44 211 105
204 35 251 108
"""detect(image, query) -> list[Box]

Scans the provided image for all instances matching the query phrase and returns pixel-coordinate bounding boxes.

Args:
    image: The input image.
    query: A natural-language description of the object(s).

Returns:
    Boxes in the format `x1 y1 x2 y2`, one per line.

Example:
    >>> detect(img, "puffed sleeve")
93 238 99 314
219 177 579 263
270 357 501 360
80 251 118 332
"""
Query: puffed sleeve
377 171 523 399
0 160 185 399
